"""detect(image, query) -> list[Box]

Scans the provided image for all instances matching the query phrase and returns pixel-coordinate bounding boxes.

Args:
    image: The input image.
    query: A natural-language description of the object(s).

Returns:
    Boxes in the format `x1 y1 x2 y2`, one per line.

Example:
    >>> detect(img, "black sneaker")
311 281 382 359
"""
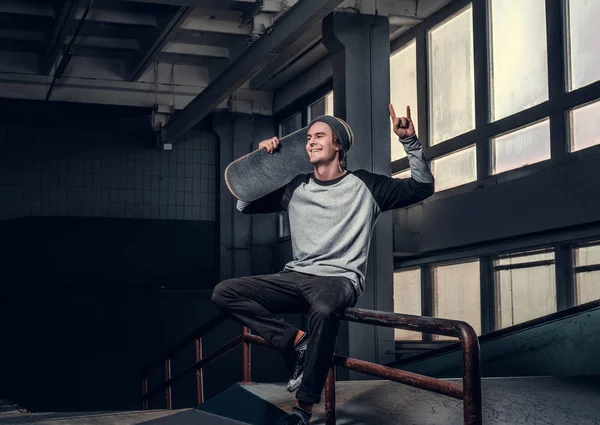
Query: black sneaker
286 333 308 392
282 412 310 425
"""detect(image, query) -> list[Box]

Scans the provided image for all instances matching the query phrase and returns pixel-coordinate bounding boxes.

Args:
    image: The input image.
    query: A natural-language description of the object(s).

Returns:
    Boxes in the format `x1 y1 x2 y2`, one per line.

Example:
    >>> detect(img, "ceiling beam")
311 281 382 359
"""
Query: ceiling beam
127 6 192 81
161 42 229 57
80 7 157 26
120 0 255 12
0 1 54 17
41 0 79 75
163 0 344 143
180 17 252 35
73 35 139 50
46 0 95 100
249 24 321 90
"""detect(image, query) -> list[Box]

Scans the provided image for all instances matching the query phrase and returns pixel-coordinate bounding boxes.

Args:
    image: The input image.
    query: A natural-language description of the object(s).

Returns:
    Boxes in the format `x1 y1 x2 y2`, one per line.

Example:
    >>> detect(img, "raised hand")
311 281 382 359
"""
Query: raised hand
389 104 415 139
259 137 280 154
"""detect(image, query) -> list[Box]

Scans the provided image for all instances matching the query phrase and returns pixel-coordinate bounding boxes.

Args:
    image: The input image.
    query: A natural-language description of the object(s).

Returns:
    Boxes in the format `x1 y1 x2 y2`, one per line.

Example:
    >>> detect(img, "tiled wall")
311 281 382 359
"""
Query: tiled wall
0 124 217 221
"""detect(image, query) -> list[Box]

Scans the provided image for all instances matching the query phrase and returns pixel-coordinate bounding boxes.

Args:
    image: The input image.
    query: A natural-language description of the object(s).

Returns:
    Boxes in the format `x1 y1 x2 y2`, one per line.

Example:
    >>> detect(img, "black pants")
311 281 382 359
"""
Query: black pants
211 270 357 404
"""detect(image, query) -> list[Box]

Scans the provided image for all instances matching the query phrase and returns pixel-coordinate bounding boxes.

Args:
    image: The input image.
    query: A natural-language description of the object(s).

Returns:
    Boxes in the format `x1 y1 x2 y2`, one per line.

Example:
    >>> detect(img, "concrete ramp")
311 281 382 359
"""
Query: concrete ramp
197 384 287 424
242 376 600 425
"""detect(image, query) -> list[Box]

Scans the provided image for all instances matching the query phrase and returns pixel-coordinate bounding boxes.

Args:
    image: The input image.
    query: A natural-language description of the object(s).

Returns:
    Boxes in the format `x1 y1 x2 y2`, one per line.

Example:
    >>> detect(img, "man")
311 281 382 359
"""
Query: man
212 105 434 424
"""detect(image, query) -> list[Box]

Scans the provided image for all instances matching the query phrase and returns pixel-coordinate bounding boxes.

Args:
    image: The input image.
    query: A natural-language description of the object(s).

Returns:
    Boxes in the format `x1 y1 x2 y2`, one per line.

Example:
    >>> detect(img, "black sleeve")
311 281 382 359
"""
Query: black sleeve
236 174 306 214
353 169 434 212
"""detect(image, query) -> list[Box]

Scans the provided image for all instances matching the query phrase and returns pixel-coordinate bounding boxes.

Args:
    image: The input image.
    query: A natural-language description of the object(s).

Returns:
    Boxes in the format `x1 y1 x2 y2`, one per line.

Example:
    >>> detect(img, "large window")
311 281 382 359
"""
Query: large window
494 250 557 329
491 119 551 174
429 5 475 145
390 40 418 161
431 145 477 192
389 0 600 196
574 242 600 305
432 260 481 340
489 0 548 120
569 99 600 152
566 0 600 91
393 268 422 340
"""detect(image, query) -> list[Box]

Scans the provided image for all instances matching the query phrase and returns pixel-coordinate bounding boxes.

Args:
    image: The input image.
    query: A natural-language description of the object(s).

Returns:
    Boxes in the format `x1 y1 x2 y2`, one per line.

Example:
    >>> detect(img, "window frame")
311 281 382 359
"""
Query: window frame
392 233 600 356
492 248 558 329
388 0 600 357
572 240 600 305
390 0 600 191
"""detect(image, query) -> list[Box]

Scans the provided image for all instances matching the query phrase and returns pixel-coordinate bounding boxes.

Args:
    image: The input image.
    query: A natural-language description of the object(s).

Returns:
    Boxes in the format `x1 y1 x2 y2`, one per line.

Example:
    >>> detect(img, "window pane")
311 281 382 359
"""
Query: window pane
393 268 422 340
280 113 302 137
325 91 334 115
393 169 411 180
574 242 600 305
575 243 600 267
570 99 600 152
309 91 334 120
491 119 550 174
494 250 557 329
309 98 325 120
567 0 600 90
575 272 600 304
391 40 418 160
429 6 475 145
431 145 476 191
433 260 481 340
489 0 548 120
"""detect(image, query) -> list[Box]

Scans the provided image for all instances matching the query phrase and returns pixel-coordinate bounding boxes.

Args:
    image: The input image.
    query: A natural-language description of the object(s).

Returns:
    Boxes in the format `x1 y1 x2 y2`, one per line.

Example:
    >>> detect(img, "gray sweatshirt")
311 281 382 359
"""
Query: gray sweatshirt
236 135 434 297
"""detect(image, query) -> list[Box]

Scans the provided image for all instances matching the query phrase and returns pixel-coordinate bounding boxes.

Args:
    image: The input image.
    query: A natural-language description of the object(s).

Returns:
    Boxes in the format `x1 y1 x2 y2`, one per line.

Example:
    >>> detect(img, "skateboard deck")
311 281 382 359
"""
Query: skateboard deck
225 127 313 202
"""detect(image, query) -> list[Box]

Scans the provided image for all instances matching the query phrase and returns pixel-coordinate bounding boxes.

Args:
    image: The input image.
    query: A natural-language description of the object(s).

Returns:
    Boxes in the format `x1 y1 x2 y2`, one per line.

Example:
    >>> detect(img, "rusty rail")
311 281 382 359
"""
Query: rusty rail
141 308 481 425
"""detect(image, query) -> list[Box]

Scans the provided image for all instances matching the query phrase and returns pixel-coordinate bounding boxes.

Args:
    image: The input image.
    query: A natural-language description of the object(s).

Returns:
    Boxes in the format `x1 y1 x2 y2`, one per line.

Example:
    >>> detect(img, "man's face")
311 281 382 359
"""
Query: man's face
306 122 339 166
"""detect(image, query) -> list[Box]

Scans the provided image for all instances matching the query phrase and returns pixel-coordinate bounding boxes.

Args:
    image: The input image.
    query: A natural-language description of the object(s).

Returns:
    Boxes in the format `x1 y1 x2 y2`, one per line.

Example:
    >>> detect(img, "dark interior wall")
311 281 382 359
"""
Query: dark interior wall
0 99 217 223
394 148 600 254
0 288 240 412
0 99 227 411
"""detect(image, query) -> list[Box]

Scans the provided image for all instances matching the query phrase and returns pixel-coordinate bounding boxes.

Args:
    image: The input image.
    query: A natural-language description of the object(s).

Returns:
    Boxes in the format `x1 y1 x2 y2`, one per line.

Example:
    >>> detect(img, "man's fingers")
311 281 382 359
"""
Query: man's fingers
268 137 279 154
406 105 411 121
389 104 397 120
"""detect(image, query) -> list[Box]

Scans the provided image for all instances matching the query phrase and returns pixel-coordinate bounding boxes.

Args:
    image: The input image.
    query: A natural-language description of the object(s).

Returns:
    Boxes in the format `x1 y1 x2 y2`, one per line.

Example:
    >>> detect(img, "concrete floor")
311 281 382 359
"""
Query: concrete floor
2 376 599 424
244 376 600 425
0 408 190 425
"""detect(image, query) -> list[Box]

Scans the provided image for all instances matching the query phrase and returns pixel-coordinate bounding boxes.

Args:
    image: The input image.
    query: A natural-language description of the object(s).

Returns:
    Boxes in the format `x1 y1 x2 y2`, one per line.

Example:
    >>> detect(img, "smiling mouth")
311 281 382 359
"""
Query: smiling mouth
309 149 322 153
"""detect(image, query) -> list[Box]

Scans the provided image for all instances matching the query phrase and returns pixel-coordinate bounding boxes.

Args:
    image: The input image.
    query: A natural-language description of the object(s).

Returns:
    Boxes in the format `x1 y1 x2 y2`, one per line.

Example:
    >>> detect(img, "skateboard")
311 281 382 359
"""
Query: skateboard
225 127 313 202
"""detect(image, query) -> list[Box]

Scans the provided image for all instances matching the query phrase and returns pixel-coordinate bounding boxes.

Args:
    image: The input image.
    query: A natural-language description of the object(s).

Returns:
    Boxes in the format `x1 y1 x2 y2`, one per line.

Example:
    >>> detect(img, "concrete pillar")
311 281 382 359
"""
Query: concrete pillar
213 111 279 281
322 12 395 377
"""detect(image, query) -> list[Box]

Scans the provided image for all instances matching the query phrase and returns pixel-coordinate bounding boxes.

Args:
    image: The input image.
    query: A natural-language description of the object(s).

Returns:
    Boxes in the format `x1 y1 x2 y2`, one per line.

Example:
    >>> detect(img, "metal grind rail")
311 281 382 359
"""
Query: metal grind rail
141 308 482 425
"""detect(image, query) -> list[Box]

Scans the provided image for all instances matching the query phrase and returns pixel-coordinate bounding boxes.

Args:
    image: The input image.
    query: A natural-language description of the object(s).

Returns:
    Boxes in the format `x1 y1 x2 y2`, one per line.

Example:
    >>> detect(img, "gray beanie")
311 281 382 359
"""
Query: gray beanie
308 115 355 165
